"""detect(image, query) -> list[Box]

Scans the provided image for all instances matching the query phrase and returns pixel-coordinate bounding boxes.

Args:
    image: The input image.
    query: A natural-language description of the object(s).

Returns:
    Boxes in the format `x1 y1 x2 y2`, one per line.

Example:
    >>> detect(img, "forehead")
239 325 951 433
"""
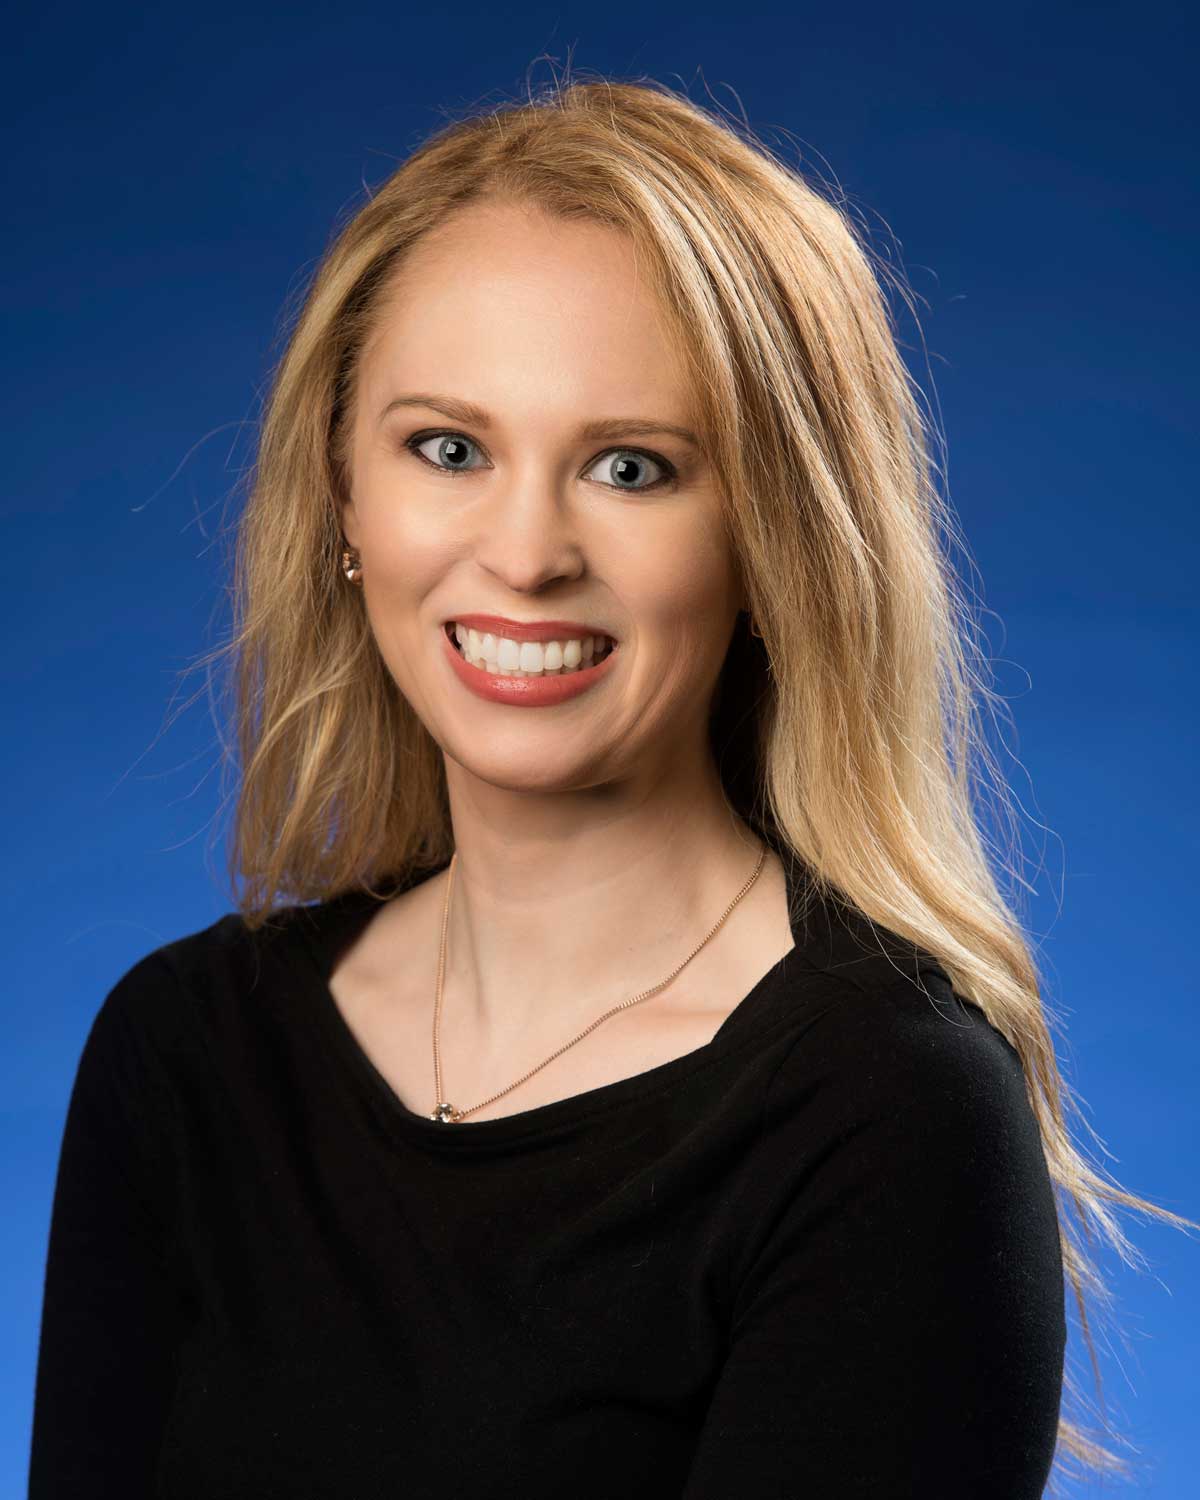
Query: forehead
359 202 694 420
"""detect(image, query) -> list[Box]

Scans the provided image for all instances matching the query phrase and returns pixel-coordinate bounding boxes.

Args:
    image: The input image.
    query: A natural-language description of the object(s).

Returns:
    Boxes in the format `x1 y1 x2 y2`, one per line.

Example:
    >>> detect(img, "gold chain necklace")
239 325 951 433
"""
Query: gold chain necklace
428 841 767 1122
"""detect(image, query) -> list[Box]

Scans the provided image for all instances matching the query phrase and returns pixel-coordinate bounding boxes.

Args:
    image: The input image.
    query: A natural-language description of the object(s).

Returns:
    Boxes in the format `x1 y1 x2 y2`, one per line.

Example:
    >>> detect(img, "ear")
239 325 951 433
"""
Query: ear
339 495 359 551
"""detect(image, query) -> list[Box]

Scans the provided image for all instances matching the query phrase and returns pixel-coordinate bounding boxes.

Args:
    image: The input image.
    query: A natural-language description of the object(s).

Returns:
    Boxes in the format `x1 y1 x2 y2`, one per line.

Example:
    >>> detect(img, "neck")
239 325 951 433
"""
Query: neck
435 762 766 1049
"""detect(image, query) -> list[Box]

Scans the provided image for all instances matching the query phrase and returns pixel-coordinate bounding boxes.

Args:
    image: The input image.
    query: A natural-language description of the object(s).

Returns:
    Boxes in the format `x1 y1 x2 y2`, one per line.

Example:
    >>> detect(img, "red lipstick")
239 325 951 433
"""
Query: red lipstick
444 613 615 645
440 620 619 707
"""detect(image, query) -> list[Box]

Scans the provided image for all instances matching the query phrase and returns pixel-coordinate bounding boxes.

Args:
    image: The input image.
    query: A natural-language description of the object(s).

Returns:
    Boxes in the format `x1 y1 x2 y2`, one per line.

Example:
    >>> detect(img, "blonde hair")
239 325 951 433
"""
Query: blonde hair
197 66 1196 1491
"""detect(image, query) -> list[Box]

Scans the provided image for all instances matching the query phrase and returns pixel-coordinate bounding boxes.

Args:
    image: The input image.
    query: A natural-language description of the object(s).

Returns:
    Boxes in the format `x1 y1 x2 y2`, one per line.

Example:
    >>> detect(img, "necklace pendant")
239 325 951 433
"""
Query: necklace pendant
430 1101 458 1123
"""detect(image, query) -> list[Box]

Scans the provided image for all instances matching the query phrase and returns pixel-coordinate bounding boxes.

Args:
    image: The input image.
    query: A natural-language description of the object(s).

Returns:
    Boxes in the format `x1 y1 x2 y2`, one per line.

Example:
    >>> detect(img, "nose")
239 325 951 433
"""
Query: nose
467 471 586 595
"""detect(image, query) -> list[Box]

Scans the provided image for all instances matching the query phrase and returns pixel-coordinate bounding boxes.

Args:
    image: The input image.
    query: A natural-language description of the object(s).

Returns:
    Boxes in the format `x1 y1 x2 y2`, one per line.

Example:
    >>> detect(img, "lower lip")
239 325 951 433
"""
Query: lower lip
441 624 620 707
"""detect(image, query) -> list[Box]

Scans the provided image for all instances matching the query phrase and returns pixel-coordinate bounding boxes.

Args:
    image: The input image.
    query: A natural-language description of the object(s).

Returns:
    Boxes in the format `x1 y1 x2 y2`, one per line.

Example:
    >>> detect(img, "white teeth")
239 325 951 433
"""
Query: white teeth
450 623 613 676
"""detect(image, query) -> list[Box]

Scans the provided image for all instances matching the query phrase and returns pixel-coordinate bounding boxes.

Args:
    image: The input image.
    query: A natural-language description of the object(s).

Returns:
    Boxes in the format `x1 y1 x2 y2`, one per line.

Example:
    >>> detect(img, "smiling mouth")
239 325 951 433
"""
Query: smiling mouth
444 621 617 676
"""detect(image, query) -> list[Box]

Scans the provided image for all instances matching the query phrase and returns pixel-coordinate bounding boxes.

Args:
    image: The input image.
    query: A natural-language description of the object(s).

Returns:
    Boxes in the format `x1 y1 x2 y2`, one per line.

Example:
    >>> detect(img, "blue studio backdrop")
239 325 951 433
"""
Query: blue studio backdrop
4 1 1197 1494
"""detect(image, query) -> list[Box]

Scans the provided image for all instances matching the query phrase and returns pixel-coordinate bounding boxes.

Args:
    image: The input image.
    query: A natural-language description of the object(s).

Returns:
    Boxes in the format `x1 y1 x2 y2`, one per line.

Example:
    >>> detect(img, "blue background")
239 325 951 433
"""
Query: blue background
5 1 1197 1492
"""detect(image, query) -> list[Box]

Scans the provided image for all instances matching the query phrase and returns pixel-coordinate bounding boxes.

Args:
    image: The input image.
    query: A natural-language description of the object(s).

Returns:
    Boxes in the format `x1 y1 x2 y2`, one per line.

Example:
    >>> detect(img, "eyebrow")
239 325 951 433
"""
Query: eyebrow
378 393 702 451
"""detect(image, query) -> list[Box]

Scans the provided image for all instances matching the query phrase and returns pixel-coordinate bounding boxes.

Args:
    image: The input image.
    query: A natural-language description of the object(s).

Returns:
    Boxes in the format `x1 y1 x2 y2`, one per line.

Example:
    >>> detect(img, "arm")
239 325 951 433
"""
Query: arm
683 977 1067 1499
28 953 191 1498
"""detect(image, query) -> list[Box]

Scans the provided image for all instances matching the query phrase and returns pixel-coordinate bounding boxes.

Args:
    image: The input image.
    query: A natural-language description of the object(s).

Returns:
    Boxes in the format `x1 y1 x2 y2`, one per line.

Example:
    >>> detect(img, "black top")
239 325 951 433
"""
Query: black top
29 852 1067 1498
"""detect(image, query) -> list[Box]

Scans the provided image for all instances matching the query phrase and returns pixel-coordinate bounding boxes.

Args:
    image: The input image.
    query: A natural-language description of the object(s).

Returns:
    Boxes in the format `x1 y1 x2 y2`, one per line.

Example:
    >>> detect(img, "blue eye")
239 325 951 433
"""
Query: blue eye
404 431 676 492
581 449 672 491
408 432 485 473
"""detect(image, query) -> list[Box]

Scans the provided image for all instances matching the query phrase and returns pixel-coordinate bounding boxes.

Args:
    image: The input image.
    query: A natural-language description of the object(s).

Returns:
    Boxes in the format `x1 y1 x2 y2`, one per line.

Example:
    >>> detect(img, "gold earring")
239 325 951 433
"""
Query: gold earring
748 612 763 639
341 548 363 586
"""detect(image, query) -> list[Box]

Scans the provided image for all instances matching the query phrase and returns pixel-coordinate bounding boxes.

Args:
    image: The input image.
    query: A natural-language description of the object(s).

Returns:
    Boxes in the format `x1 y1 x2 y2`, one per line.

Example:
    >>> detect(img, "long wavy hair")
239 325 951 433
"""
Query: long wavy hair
196 67 1196 1492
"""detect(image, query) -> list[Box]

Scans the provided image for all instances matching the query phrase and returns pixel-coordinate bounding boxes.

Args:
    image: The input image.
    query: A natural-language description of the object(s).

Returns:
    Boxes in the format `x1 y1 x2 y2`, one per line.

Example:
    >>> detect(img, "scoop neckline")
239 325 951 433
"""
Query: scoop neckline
287 849 818 1152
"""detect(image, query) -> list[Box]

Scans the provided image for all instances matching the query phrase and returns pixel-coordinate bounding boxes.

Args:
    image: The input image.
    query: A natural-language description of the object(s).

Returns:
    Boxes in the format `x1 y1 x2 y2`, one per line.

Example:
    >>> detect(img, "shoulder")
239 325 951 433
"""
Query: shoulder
757 953 1047 1225
91 899 323 1067
776 863 1030 1130
728 955 1061 1297
801 947 1020 1071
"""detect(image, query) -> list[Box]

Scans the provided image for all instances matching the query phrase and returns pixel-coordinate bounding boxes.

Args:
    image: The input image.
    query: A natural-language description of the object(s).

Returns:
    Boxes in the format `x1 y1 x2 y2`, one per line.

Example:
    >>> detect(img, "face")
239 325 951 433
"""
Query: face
342 197 746 797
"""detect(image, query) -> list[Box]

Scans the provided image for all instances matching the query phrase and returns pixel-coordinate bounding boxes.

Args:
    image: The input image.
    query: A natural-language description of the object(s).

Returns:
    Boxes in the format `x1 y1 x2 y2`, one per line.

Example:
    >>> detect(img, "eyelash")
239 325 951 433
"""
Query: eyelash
402 429 678 492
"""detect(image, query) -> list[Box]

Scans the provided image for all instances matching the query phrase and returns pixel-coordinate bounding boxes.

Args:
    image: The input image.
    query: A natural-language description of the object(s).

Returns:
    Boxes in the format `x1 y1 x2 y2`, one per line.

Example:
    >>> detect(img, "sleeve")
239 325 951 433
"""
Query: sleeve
28 951 192 1498
681 977 1068 1500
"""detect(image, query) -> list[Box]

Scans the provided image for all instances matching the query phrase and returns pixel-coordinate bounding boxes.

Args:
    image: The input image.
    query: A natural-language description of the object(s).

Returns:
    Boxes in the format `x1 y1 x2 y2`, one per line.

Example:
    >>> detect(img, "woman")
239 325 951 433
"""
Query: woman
29 74 1189 1499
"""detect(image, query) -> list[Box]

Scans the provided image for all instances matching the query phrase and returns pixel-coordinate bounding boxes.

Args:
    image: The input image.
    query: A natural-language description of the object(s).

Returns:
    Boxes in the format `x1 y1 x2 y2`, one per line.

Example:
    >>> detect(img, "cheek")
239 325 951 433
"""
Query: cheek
350 443 457 569
351 520 444 683
354 492 456 611
622 531 739 649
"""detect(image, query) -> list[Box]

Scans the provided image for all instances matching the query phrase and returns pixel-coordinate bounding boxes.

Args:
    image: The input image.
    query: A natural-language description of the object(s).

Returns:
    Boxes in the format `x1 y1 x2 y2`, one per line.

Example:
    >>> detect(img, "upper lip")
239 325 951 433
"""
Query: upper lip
445 613 616 644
